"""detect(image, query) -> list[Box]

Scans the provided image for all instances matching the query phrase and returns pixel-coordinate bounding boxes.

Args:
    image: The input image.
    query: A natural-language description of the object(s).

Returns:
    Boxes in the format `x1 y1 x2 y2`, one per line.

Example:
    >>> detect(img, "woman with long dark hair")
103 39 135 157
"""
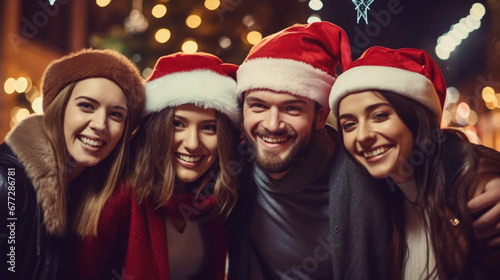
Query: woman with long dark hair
329 46 500 279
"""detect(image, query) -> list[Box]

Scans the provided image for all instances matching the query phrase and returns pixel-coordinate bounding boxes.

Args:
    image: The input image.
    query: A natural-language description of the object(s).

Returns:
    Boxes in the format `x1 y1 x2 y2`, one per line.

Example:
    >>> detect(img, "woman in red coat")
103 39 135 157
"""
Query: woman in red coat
76 52 241 280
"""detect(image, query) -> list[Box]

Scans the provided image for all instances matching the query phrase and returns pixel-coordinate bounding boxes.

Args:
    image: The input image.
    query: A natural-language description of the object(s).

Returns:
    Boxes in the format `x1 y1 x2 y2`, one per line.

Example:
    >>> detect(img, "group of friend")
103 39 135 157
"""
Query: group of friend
1 21 499 280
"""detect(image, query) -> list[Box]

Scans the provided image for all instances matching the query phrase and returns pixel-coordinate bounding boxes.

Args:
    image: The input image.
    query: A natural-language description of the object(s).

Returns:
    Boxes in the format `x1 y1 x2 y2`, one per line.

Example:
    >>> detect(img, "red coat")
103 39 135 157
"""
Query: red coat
74 184 227 280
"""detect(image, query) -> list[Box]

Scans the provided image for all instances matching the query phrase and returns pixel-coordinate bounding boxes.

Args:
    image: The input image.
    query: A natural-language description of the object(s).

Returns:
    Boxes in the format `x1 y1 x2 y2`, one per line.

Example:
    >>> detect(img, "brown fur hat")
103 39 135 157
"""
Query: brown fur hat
41 48 145 129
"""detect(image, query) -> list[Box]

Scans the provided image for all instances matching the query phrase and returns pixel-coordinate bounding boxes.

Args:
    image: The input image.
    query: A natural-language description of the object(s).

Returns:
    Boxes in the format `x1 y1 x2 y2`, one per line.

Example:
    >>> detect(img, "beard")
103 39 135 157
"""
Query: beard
243 124 315 174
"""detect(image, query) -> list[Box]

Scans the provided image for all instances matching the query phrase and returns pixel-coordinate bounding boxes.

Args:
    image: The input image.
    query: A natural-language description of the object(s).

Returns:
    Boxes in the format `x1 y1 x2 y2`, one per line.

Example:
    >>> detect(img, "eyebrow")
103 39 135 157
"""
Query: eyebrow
75 96 128 112
338 102 390 120
174 115 216 123
245 96 309 106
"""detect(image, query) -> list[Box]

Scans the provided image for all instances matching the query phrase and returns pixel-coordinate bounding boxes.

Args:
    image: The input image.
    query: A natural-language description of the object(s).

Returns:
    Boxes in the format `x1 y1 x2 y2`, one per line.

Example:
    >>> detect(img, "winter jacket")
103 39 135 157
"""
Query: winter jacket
0 116 66 280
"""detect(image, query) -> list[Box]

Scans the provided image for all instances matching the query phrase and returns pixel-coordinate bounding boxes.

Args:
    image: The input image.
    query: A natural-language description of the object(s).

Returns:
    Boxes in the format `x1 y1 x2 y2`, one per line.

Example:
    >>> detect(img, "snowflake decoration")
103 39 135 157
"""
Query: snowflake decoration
352 0 375 24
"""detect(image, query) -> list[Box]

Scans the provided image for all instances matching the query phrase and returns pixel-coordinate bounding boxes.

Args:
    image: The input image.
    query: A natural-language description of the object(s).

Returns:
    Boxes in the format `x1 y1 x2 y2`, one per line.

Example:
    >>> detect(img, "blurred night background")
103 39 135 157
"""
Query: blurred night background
1 0 500 150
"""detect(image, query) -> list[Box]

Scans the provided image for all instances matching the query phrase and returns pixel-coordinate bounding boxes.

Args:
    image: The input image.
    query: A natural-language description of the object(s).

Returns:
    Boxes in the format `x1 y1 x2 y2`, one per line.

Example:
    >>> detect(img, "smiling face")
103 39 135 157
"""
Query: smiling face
338 91 414 182
63 78 128 168
242 89 329 179
172 104 218 185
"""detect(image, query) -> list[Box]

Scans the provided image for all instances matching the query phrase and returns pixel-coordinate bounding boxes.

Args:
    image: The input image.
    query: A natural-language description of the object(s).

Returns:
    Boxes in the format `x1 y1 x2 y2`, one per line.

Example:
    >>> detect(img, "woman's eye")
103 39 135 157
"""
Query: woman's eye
341 121 356 132
202 124 217 132
174 121 184 128
110 112 125 120
77 102 94 111
373 112 389 120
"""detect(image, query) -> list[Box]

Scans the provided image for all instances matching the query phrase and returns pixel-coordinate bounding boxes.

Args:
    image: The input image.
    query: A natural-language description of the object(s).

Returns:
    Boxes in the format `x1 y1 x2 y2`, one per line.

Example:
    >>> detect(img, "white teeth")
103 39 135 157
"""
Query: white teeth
262 136 287 143
178 154 202 163
363 146 388 158
80 136 104 147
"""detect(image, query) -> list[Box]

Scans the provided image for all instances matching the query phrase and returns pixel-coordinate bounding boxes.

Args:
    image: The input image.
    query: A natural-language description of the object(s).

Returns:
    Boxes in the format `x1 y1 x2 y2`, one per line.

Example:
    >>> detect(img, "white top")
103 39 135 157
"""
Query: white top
398 181 437 279
166 217 207 280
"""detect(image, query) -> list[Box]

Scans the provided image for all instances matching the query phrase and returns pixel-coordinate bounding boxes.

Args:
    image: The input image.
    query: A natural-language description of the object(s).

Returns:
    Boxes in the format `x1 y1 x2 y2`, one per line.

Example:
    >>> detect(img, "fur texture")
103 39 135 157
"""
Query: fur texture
236 58 335 107
6 115 65 235
145 69 240 125
329 65 441 120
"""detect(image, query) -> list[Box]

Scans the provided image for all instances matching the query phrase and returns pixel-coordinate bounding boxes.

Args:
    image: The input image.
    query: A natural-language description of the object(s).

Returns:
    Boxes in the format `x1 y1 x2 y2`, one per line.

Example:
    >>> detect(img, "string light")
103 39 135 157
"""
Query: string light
96 0 111 8
152 4 167 18
155 28 171 43
182 40 198 53
186 15 202 29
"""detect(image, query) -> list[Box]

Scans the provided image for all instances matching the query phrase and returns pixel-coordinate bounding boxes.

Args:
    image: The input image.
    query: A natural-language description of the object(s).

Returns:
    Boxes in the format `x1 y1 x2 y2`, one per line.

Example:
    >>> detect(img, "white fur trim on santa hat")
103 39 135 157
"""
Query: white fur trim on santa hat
145 69 240 125
329 65 442 118
237 58 335 107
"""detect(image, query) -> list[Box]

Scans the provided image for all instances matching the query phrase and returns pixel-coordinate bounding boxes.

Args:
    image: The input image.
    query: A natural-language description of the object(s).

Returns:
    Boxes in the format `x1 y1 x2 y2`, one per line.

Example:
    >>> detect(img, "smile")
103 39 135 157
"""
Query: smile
363 146 390 158
261 136 288 143
177 154 202 163
79 136 104 147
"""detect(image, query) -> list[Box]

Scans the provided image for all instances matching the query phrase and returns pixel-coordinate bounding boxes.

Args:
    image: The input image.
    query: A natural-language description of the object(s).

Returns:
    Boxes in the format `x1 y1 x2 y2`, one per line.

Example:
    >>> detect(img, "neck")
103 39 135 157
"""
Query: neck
67 163 86 183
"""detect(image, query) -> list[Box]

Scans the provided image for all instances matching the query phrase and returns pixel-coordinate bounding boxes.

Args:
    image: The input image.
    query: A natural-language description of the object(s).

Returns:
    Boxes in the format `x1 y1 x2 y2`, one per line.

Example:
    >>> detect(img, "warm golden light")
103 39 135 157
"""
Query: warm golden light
15 77 29 93
155 28 171 43
182 40 198 53
247 31 262 45
96 0 111 8
152 4 167 18
482 86 496 102
467 110 478 125
4 78 16 94
204 0 220 10
31 96 43 114
186 15 202 28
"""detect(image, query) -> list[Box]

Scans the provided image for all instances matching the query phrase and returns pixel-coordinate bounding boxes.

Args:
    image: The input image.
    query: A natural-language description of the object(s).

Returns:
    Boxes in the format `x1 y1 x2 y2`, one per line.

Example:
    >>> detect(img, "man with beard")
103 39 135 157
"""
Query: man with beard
227 21 500 280
226 21 392 280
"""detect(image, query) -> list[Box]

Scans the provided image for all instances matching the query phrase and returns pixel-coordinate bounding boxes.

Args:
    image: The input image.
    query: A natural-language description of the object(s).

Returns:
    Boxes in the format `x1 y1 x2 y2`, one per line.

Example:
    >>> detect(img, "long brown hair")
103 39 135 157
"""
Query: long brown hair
378 91 480 280
128 106 239 217
43 82 134 237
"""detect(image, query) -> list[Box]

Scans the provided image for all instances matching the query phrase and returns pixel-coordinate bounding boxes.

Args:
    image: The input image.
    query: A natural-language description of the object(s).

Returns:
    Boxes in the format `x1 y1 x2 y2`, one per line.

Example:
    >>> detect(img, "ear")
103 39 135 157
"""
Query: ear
315 105 331 129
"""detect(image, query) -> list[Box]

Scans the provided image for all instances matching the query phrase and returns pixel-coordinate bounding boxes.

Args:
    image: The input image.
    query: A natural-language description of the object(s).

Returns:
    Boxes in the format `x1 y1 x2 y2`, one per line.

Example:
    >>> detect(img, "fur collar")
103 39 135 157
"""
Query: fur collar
6 115 66 236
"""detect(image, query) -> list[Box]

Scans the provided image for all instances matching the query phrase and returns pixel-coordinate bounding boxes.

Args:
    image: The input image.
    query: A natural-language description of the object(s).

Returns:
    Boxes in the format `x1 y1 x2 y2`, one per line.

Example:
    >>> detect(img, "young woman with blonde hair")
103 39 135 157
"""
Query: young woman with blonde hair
0 48 145 280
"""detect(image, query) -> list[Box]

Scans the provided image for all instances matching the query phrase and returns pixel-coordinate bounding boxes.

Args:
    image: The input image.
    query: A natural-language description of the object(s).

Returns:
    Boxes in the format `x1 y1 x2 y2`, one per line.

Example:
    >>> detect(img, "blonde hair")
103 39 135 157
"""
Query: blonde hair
43 82 133 236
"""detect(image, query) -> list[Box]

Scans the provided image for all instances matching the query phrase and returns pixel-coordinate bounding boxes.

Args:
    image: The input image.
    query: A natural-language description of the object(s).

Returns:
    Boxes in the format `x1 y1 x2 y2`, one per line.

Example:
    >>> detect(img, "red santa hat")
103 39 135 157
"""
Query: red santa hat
329 47 446 120
145 52 239 125
237 21 352 107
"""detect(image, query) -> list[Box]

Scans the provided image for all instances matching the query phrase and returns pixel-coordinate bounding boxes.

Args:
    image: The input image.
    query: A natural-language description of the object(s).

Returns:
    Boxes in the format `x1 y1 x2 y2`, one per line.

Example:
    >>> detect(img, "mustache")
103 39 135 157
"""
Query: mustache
253 127 296 138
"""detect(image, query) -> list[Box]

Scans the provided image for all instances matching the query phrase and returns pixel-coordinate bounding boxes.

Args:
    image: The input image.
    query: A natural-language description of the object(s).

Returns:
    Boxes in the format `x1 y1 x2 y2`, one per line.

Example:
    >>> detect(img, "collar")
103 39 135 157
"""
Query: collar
6 115 66 235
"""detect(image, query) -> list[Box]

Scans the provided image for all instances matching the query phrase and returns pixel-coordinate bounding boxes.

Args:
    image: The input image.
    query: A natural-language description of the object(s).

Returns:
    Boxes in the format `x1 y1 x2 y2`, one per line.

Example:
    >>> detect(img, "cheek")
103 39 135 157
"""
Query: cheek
109 123 126 145
243 111 259 131
342 133 357 154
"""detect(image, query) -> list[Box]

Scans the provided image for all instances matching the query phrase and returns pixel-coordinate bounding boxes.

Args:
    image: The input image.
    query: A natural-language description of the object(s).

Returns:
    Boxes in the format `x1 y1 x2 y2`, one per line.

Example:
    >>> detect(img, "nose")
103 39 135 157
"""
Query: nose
89 110 107 132
183 127 200 150
262 106 284 132
356 121 376 146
